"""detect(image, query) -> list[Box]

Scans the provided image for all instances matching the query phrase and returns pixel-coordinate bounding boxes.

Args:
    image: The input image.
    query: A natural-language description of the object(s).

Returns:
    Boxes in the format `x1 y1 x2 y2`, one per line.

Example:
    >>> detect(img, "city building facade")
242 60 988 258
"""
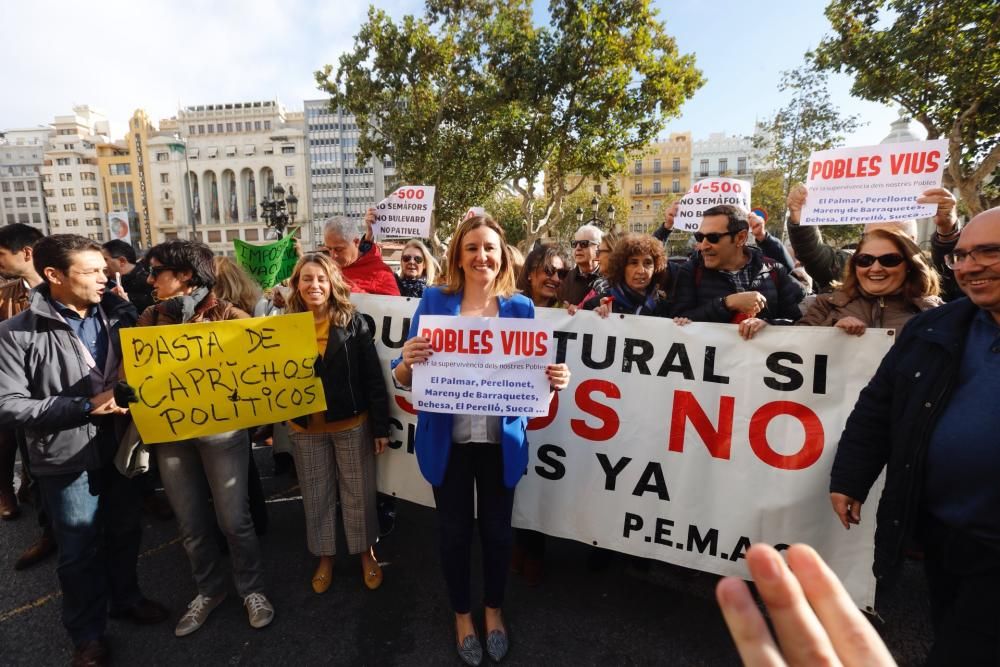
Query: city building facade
40 106 111 242
691 131 761 181
0 127 51 234
622 132 693 232
303 99 396 247
148 100 311 255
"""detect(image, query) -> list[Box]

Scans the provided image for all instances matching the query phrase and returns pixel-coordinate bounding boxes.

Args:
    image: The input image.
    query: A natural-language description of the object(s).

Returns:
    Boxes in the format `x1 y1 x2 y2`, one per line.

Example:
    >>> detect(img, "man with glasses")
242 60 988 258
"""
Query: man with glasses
830 206 1000 664
0 235 168 666
558 224 603 306
672 205 804 339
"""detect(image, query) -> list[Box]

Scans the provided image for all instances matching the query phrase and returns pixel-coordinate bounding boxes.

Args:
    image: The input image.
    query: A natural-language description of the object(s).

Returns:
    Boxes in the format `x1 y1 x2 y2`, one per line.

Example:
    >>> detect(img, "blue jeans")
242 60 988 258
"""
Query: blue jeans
38 466 144 646
156 430 265 598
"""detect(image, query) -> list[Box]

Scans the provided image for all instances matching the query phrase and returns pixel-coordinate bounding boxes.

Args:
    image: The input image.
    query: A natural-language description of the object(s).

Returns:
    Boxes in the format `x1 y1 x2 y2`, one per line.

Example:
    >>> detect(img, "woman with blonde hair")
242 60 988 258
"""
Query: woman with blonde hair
797 228 942 335
392 215 571 665
285 253 390 594
396 238 439 297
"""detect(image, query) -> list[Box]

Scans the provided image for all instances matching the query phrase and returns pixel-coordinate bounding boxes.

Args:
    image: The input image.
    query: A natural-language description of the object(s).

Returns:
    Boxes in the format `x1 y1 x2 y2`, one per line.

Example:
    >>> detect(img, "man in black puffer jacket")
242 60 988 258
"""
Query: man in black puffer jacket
671 204 804 339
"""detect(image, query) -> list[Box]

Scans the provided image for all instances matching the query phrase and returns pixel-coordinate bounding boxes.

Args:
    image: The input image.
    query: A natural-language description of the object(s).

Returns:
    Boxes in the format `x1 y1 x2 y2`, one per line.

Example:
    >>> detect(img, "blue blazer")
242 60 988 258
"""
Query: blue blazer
392 286 535 488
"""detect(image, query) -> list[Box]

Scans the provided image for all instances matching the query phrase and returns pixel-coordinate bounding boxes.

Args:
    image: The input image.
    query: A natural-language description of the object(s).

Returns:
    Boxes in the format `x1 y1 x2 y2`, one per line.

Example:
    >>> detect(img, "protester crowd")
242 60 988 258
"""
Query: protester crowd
0 176 997 667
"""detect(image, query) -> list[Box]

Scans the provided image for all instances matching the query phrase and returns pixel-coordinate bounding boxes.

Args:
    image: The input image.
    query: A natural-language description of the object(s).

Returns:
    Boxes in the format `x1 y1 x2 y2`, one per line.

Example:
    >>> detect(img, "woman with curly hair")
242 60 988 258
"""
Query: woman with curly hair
796 228 942 335
285 252 390 594
581 233 676 316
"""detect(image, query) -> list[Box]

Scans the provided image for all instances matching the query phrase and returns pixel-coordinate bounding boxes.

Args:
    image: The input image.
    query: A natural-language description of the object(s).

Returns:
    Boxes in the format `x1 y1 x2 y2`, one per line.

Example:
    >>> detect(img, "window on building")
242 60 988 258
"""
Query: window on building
281 146 295 154
737 157 747 174
593 184 602 195
719 158 728 174
32 213 41 224
47 205 56 213
653 159 661 173
254 121 262 131
156 152 168 161
672 179 680 193
81 172 96 181
673 158 680 172
285 165 294 177
207 124 215 134
64 203 76 211
164 208 174 222
699 159 709 177
198 125 205 134
226 230 239 241
6 214 15 224
236 122 243 132
189 125 196 135
634 160 642 175
82 187 98 196
653 181 661 194
59 173 72 181
61 188 74 196
207 230 222 243
16 197 27 208
18 213 29 224
27 181 36 191
160 173 169 184
244 228 259 241
0 183 7 192
84 202 98 211
109 164 131 176
216 124 223 133
634 182 642 194
263 120 271 130
226 123 233 132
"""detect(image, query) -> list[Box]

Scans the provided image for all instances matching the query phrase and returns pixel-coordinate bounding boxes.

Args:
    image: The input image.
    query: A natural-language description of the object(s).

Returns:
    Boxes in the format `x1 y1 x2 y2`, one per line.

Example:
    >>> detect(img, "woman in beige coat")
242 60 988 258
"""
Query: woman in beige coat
796 228 942 335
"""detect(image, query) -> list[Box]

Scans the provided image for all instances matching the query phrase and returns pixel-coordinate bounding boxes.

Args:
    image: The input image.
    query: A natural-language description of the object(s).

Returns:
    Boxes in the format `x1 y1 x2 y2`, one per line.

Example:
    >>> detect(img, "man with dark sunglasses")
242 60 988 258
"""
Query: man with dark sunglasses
671 205 804 339
830 206 1000 664
557 224 603 306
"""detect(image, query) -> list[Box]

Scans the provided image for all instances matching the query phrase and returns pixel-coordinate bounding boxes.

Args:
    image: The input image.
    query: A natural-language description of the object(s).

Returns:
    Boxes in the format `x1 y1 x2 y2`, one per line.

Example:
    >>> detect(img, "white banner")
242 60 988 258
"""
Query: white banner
412 315 555 417
354 295 890 609
801 139 947 225
373 185 435 239
108 211 132 244
675 178 752 232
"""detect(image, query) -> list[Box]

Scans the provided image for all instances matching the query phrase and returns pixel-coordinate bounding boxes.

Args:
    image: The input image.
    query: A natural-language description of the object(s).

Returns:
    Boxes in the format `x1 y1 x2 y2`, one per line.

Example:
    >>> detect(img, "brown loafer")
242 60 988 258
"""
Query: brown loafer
71 638 109 667
14 534 57 571
109 598 170 625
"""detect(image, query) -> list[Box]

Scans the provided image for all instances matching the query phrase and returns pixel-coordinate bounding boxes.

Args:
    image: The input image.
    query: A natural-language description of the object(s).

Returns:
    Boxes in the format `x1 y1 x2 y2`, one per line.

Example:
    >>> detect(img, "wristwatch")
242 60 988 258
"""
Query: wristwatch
82 399 94 417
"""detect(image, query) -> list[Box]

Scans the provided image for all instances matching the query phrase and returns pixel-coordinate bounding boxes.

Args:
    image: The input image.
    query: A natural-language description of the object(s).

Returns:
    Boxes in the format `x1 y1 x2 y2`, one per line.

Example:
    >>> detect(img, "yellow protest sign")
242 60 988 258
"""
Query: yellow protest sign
120 312 326 443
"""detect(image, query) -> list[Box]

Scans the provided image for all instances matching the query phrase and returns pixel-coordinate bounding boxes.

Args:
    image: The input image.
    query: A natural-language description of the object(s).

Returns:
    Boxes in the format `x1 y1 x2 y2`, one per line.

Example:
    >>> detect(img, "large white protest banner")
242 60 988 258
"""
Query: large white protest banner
674 178 752 232
412 315 555 417
373 185 435 238
801 139 948 226
353 295 891 609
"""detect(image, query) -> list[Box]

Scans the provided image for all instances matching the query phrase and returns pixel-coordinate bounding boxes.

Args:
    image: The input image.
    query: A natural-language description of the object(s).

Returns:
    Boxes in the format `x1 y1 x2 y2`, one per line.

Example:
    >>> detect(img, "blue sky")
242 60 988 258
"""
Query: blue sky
0 0 913 146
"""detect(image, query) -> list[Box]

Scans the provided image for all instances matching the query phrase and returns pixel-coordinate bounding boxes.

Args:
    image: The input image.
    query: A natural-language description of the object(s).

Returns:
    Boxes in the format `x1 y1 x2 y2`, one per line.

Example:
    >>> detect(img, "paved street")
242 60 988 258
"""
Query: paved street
2 447 934 666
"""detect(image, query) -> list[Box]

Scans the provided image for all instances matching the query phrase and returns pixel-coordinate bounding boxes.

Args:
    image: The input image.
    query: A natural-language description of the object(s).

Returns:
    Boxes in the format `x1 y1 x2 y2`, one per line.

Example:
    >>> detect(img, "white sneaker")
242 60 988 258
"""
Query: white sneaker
244 592 274 629
175 593 227 637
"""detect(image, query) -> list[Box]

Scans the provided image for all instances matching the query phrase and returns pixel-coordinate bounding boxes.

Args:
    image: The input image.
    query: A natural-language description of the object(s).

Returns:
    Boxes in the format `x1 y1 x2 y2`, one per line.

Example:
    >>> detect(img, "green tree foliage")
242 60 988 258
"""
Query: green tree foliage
547 188 628 246
316 0 703 247
754 65 862 223
812 0 1000 213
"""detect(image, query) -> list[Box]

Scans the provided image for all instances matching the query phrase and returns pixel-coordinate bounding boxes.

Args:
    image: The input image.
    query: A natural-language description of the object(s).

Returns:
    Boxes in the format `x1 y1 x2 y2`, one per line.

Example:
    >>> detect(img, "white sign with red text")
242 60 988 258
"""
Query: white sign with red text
411 315 555 417
674 178 752 232
801 139 948 225
373 185 435 238
354 295 891 609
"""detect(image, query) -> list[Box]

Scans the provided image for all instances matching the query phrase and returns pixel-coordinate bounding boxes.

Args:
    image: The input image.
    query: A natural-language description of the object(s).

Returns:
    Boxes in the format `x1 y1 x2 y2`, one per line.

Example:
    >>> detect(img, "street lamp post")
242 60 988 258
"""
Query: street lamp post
259 183 298 239
575 195 616 230
172 133 197 240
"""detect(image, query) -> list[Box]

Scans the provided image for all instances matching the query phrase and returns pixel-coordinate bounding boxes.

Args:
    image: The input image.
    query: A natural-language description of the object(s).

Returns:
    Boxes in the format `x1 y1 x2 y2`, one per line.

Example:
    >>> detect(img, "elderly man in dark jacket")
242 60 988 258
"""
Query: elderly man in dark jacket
0 235 167 666
671 204 804 339
830 207 1000 665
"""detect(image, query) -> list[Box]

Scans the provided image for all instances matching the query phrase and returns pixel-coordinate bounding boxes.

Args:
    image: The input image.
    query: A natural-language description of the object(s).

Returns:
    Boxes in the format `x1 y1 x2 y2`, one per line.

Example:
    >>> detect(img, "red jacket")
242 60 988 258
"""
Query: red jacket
342 244 401 295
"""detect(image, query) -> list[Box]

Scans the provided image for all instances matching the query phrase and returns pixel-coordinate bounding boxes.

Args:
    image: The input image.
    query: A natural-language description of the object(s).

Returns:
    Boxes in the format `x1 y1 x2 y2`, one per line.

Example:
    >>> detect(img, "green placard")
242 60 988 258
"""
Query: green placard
233 232 299 289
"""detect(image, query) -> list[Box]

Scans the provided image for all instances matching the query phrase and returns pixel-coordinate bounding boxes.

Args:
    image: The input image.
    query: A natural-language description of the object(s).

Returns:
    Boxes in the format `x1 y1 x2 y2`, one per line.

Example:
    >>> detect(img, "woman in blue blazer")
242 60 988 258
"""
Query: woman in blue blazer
392 214 570 666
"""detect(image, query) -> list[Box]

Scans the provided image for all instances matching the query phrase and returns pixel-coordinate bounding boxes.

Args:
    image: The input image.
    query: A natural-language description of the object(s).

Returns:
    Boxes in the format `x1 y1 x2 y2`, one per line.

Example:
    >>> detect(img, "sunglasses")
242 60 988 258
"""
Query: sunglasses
149 265 177 278
693 231 737 244
571 240 598 249
401 254 424 264
853 253 905 268
541 265 569 279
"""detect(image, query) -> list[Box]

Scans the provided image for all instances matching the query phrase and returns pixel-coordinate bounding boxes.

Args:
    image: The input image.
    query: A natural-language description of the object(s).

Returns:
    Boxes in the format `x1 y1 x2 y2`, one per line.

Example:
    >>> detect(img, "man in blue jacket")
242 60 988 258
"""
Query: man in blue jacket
830 206 1000 665
0 235 167 666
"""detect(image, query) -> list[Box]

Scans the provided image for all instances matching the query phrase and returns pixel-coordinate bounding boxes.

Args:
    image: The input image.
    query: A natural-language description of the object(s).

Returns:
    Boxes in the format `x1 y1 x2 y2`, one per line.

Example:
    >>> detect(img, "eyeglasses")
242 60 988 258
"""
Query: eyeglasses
148 265 177 278
693 231 737 244
853 253 905 268
944 245 1000 270
541 265 569 279
401 254 424 264
571 240 598 249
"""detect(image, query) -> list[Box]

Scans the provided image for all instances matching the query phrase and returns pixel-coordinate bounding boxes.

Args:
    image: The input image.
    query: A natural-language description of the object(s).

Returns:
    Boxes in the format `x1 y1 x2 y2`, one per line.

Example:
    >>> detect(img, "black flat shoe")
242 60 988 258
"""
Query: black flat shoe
457 634 483 666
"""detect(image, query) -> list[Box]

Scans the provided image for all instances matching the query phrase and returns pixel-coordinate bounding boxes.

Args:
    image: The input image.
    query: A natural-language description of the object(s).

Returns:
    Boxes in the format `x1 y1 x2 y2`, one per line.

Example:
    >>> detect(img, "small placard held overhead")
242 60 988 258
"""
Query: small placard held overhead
373 185 435 239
